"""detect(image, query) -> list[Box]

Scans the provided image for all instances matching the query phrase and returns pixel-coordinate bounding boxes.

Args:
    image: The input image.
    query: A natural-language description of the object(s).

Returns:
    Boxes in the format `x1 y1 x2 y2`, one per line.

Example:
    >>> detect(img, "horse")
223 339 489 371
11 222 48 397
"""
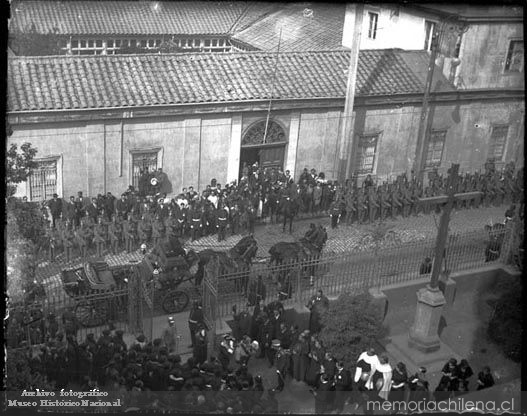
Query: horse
277 197 300 233
193 235 258 293
268 225 327 284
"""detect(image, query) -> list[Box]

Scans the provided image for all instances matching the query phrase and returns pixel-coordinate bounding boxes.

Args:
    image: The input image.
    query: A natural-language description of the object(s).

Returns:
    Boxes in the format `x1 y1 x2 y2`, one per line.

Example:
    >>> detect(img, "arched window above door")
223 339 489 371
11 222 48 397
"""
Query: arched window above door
242 120 287 146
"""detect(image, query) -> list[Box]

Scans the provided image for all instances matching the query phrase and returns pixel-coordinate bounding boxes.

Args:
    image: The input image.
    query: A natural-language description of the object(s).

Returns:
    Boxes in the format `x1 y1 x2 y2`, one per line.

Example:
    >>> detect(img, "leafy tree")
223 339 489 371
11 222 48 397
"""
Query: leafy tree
6 202 43 305
488 278 522 362
319 291 386 368
6 142 38 197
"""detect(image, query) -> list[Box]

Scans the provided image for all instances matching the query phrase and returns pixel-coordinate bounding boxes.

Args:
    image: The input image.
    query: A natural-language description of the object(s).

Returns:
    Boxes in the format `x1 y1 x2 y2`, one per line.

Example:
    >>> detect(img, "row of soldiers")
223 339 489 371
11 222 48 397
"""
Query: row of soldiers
327 162 524 226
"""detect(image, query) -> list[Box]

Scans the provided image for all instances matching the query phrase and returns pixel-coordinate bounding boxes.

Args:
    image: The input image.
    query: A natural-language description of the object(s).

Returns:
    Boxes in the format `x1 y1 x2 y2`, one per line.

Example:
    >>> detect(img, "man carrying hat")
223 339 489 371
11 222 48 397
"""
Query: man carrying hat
273 341 291 392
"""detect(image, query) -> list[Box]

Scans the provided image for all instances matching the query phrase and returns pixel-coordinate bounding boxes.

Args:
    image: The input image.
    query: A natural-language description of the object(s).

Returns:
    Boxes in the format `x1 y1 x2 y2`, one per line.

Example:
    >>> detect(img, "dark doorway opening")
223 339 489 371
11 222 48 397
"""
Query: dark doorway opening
239 145 285 180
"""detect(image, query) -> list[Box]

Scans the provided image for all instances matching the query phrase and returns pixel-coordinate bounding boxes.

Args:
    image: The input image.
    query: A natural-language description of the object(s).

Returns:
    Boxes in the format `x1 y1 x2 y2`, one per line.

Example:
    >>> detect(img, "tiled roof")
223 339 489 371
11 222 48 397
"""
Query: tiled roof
7 49 456 112
10 0 251 35
232 3 346 52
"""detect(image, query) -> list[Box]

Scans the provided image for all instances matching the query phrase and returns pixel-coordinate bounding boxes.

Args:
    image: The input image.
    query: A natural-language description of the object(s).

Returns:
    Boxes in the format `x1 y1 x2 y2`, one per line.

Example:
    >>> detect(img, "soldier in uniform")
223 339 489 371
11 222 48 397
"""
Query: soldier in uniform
273 343 291 392
175 203 187 238
92 216 107 258
401 184 412 218
389 184 402 219
216 204 229 242
151 215 165 247
356 189 367 224
190 204 203 241
329 201 341 229
410 183 422 216
378 185 390 221
122 214 137 253
345 190 356 225
137 214 152 245
75 191 88 227
62 220 75 263
107 215 123 254
367 186 379 223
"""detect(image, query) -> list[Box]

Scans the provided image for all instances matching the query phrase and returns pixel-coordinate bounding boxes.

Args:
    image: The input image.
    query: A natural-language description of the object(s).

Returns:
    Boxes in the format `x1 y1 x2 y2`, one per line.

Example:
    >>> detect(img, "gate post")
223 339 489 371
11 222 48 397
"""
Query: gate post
203 257 218 361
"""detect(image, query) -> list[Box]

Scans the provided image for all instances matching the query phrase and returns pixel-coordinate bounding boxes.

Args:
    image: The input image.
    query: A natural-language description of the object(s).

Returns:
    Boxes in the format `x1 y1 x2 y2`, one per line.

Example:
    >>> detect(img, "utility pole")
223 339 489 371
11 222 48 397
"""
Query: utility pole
338 3 364 182
413 23 441 185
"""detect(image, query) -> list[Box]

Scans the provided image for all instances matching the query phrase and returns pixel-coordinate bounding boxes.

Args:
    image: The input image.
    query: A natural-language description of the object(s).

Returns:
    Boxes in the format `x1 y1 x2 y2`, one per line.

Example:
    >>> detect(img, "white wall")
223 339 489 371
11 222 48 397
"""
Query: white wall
343 4 435 50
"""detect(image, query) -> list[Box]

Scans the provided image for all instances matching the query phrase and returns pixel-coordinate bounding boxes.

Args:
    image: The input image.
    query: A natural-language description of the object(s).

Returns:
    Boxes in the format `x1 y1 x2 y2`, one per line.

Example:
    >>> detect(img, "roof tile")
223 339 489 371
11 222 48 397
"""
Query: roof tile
11 0 250 35
7 49 456 112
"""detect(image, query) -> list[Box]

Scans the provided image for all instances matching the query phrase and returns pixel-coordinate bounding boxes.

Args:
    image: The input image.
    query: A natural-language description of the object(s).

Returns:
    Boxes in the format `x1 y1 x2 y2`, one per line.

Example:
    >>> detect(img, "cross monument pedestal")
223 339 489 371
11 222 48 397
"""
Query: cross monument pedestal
384 163 482 373
408 284 446 352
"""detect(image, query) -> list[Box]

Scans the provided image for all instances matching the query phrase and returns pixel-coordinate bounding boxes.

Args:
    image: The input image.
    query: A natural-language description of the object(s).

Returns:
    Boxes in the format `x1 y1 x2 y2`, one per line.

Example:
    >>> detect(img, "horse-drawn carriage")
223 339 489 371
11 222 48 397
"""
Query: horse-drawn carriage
60 237 201 327
61 260 131 327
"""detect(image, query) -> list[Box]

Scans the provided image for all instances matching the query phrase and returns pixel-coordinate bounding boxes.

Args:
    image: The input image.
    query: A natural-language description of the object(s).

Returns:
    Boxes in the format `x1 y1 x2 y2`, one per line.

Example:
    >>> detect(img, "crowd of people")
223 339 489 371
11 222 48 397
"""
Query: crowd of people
38 160 523 263
10 290 497 413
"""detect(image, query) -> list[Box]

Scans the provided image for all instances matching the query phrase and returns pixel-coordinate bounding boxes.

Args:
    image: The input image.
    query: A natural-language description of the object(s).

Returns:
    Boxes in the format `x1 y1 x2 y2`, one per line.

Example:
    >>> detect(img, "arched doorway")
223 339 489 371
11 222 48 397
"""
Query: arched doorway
240 120 287 177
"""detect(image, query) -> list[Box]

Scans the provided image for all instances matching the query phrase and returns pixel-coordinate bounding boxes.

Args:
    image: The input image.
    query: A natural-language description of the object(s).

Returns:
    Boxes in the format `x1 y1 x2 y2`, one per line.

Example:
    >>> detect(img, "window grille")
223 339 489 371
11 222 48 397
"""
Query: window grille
425 130 446 168
488 125 509 160
29 159 58 202
131 152 158 190
354 134 379 174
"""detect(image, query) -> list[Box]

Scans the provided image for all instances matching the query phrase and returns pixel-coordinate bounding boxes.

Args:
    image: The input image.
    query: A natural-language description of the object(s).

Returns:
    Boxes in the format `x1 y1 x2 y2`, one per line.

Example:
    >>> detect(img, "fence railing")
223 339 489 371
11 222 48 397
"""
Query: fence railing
7 223 518 347
213 226 515 317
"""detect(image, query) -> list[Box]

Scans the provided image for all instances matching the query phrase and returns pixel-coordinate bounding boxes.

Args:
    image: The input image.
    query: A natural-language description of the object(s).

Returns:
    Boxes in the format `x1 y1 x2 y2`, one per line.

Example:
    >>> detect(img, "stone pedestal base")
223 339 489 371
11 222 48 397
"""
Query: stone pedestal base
409 285 446 352
384 334 460 374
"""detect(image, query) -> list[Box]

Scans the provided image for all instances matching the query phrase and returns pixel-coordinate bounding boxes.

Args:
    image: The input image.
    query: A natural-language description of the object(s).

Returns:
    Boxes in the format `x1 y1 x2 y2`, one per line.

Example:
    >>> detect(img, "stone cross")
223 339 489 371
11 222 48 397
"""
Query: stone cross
419 163 482 288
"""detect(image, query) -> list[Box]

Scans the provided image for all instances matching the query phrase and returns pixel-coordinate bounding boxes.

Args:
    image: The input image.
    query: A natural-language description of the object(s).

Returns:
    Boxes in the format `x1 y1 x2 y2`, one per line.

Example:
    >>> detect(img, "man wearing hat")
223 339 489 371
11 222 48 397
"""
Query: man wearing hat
312 373 334 414
306 290 330 333
188 301 204 348
47 193 63 228
162 316 179 354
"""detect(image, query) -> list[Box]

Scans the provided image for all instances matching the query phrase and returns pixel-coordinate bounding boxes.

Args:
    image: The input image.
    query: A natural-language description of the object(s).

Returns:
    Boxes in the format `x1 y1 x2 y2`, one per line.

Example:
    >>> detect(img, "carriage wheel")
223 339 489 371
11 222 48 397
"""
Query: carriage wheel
161 290 190 314
75 300 108 327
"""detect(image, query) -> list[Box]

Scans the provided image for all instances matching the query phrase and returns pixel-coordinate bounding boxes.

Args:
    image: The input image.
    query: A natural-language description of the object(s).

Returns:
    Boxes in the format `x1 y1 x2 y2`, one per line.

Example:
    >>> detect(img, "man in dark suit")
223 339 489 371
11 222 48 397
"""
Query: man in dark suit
47 193 63 227
334 361 352 413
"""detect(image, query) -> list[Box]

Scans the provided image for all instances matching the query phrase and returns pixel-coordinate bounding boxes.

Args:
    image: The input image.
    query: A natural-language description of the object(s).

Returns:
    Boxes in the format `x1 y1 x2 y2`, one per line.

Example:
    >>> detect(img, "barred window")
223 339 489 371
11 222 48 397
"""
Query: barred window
131 151 158 190
425 130 446 168
29 159 58 202
488 125 509 160
354 134 379 174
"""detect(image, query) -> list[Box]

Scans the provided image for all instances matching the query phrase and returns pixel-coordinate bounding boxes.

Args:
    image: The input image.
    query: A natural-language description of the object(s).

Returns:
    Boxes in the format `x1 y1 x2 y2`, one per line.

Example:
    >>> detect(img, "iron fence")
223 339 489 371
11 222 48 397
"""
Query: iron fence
7 222 517 348
213 226 515 317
